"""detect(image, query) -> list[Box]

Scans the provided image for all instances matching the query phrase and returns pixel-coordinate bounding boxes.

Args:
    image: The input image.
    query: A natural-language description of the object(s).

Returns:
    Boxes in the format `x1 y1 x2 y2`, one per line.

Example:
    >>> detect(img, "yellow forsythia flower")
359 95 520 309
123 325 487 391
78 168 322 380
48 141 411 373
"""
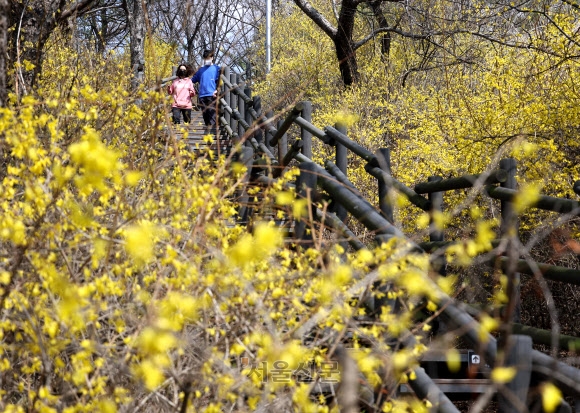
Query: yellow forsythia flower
542 382 562 413
491 366 516 383
123 221 158 266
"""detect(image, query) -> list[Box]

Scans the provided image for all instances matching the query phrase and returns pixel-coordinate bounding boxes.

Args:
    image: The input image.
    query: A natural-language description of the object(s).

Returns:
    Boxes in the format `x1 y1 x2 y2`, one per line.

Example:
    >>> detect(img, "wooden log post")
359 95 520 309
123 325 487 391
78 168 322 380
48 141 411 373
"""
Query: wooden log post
497 335 532 413
333 346 363 413
263 110 274 177
270 103 303 146
428 176 444 244
236 146 255 224
265 110 274 153
230 73 238 134
251 95 270 174
223 66 231 127
294 153 406 241
270 103 303 177
334 122 348 223
244 87 253 146
237 76 246 142
301 101 313 159
499 158 521 325
574 180 580 197
245 86 253 124
273 140 302 179
277 118 288 167
377 148 394 224
428 176 447 276
373 148 398 316
324 159 356 253
294 162 317 247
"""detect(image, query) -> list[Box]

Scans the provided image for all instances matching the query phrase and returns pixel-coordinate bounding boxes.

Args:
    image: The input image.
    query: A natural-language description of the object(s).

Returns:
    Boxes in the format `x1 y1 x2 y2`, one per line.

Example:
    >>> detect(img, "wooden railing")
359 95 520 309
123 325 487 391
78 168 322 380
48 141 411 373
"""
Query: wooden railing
182 65 580 412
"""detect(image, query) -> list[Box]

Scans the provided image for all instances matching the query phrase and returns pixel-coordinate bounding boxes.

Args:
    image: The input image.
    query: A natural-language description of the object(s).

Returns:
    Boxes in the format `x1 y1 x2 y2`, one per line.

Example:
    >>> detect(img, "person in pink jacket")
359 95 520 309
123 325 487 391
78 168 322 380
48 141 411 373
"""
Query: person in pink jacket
167 64 196 124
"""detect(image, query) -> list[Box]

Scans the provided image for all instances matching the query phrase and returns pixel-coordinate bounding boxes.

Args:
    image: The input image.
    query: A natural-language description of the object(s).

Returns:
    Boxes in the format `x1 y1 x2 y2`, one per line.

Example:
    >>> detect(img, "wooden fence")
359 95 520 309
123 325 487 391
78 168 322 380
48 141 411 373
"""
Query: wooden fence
168 65 580 412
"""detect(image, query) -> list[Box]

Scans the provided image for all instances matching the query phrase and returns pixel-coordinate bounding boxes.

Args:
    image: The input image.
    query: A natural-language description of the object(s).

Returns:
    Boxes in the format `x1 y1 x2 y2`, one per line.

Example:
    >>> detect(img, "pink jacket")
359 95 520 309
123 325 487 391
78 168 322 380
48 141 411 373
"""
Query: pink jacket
168 78 196 109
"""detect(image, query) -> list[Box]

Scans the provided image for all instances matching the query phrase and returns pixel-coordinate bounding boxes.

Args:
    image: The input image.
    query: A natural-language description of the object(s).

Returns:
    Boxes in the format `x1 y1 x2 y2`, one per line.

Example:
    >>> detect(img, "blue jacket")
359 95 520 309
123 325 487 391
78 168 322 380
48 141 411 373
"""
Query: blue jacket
191 65 221 98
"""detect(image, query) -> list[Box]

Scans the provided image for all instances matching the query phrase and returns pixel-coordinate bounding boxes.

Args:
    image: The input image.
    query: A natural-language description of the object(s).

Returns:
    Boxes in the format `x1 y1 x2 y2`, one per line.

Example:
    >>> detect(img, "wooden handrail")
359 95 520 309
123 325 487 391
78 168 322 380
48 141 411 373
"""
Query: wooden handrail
414 169 508 194
220 73 252 104
293 152 407 239
210 65 580 406
486 186 580 214
324 126 376 164
273 140 303 178
366 164 431 211
269 103 303 146
294 116 331 144
495 256 580 285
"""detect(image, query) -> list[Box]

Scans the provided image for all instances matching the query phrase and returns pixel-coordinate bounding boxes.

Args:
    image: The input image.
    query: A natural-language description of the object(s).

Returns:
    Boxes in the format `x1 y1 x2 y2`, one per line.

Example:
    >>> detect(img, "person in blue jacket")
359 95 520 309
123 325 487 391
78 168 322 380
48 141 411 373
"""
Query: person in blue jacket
191 49 222 129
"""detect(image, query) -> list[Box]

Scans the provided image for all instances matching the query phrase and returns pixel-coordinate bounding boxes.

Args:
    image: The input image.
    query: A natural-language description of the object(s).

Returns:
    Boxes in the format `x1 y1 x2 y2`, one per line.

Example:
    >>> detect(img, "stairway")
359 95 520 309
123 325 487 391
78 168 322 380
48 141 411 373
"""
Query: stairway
167 110 232 157
398 349 491 400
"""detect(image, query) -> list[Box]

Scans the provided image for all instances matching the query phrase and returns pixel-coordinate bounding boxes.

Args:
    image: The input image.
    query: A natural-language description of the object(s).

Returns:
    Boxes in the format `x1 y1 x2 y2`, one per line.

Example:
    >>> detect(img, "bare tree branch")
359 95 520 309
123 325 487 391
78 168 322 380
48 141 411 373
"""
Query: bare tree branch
292 0 337 38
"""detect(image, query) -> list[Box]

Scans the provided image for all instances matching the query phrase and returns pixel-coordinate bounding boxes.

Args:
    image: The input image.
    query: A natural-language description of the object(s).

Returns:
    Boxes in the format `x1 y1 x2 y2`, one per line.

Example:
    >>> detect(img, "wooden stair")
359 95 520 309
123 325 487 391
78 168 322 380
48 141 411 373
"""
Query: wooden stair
398 349 491 400
165 112 294 234
166 110 233 156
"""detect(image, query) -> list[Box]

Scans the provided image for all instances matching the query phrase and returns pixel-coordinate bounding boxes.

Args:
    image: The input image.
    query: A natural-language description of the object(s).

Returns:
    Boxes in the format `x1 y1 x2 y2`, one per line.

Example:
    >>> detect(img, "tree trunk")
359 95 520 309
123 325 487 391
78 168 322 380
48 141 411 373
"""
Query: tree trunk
0 0 8 106
334 0 359 86
91 8 110 55
7 0 97 98
9 0 62 96
369 0 391 57
184 0 208 63
291 0 360 86
124 0 147 90
334 37 359 86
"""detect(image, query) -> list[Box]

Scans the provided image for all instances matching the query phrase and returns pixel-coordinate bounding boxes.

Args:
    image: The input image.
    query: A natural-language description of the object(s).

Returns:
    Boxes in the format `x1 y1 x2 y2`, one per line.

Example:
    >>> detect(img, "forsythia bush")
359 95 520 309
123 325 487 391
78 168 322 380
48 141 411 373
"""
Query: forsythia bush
0 39 472 413
1 17 574 413
254 2 580 240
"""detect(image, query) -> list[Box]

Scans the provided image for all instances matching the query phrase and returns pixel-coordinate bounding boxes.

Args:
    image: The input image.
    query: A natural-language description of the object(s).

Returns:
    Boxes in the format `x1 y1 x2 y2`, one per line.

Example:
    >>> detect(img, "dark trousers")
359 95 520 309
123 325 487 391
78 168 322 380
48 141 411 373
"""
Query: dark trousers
199 96 217 127
172 107 192 124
